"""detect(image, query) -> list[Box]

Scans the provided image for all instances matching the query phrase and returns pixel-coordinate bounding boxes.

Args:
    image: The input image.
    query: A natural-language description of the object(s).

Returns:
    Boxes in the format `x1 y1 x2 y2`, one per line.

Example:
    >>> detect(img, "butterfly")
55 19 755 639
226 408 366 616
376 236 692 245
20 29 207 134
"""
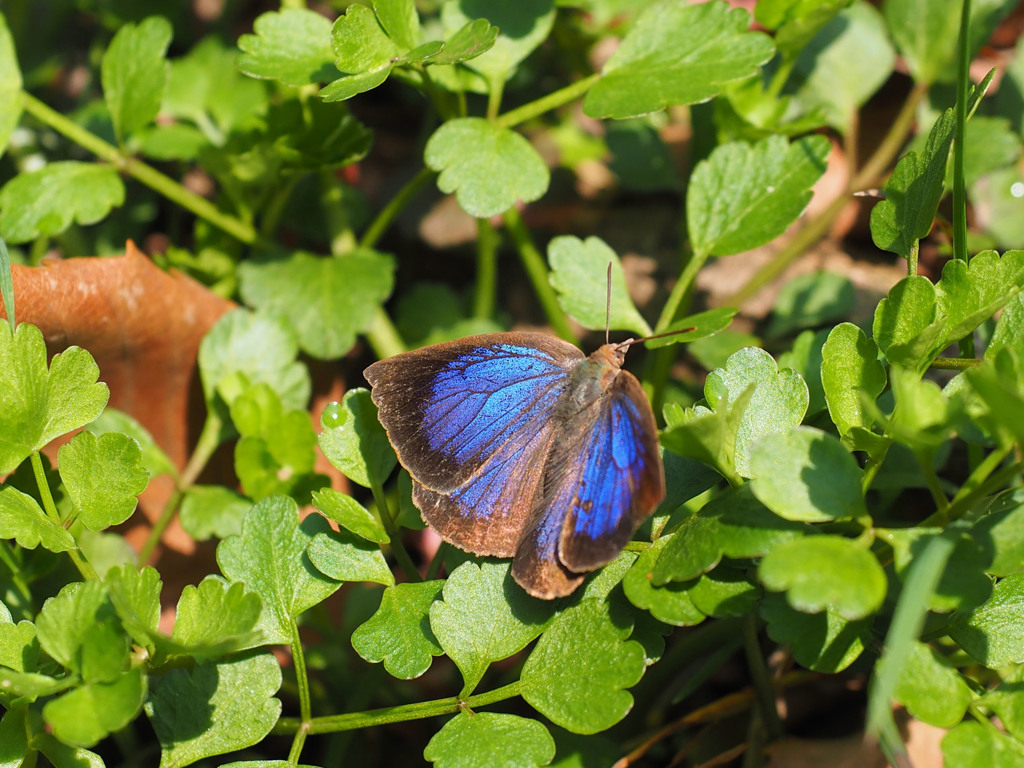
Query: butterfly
364 332 664 599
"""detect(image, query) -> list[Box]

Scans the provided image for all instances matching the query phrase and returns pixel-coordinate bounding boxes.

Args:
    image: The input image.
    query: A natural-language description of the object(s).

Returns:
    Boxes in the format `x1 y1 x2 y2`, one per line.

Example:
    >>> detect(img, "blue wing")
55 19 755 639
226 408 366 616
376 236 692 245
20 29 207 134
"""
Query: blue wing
512 369 664 598
365 333 584 556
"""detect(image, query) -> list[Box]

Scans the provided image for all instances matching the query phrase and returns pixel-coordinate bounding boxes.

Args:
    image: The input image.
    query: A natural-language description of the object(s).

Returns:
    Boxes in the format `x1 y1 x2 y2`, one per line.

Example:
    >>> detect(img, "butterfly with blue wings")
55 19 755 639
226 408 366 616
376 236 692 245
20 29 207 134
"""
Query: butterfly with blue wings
365 332 664 599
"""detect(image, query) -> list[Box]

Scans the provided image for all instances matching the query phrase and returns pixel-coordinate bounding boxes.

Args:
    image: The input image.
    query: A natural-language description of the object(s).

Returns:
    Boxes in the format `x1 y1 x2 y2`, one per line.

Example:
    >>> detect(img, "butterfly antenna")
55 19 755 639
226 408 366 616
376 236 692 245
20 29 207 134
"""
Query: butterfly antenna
605 262 612 347
617 326 698 350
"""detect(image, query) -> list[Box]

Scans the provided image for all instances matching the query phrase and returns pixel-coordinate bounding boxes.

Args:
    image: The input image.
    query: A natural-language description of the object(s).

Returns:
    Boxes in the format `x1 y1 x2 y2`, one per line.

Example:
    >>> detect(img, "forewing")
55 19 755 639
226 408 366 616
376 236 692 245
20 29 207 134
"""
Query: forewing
364 332 583 493
557 370 664 571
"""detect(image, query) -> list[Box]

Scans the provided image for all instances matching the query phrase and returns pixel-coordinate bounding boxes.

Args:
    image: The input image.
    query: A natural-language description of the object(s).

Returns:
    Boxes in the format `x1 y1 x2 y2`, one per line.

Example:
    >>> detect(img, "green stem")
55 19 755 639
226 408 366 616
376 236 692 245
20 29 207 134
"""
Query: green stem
930 357 981 371
289 619 313 723
260 175 299 240
496 74 601 129
322 171 356 256
370 480 422 583
274 681 523 735
138 489 183 567
916 452 951 520
32 451 98 581
954 0 974 358
486 74 505 122
0 541 33 607
425 542 449 581
742 613 783 741
21 92 261 246
907 240 919 277
360 167 435 251
365 307 406 360
502 208 575 341
474 218 499 319
654 249 707 332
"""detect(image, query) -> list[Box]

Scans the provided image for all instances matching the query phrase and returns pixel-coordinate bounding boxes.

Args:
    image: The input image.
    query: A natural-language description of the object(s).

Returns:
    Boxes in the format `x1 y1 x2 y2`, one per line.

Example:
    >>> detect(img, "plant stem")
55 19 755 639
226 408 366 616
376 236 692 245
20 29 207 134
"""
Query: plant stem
290 619 313 723
502 208 575 341
20 92 262 247
742 613 783 741
274 681 523 734
365 307 407 360
474 218 499 320
654 249 706 332
370 480 422 582
359 166 435 251
954 0 975 359
496 74 600 129
930 357 980 371
31 451 98 581
0 541 33 607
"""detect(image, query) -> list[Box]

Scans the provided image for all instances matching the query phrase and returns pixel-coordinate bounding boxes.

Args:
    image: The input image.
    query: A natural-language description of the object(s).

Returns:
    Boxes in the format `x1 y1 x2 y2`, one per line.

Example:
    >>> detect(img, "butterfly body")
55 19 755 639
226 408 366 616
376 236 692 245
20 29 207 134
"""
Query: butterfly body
365 332 664 598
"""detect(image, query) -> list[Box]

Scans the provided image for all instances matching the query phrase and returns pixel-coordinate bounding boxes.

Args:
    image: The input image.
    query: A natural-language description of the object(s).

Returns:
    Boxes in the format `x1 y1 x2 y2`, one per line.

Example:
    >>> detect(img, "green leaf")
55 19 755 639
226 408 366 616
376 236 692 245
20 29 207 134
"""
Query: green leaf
145 653 282 768
942 721 1024 767
777 328 829 415
689 566 762 618
988 293 1024 360
86 408 176 480
0 668 67 701
58 431 148 530
306 528 395 587
425 713 555 768
950 571 1024 668
0 619 38 672
870 109 955 260
659 385 755 483
43 668 145 748
758 535 886 620
755 0 854 57
936 249 1024 347
313 488 388 543
687 135 830 259
0 13 23 160
320 3 416 100
318 388 396 489
351 581 444 679
974 491 1024 577
521 599 645 734
179 485 250 541
198 309 310 432
890 640 972 728
237 249 395 360
606 118 680 192
871 275 942 371
429 19 498 66
760 592 868 672
0 706 28 766
0 160 124 244
100 16 172 143
979 667 1024 740
653 484 806 583
547 236 652 336
169 577 263 659
622 535 706 626
584 1 774 119
429 561 556 694
0 486 74 552
425 118 549 218
105 565 161 653
767 271 855 339
217 496 340 643
703 346 809 477
644 307 738 349
786 2 895 133
441 0 555 84
35 581 128 682
236 8 338 86
821 322 886 436
32 735 105 768
749 427 866 522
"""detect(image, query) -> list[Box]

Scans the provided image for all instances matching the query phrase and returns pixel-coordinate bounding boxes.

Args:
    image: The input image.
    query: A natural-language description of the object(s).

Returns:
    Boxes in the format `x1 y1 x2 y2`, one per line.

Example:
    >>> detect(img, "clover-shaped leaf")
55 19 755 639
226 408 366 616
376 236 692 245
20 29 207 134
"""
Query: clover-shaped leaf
425 713 555 768
584 0 774 119
872 275 943 371
871 109 954 260
313 488 389 543
101 16 172 144
548 236 652 336
0 323 109 473
758 535 886 620
687 135 830 260
441 0 555 84
145 653 282 768
760 593 868 673
237 249 395 360
821 323 886 436
749 427 866 522
217 496 339 643
0 486 74 552
660 386 756 484
0 618 38 673
319 388 397 489
0 162 125 243
105 565 161 654
425 118 549 218
429 561 556 694
703 347 809 477
950 571 1024 668
35 582 128 683
521 599 645 734
936 249 1024 347
169 577 263 660
180 485 251 542
689 566 761 618
351 581 444 679
43 668 145 748
942 721 1024 766
622 535 706 627
236 8 339 86
307 528 395 587
653 484 805 583
58 431 149 530
890 640 972 728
